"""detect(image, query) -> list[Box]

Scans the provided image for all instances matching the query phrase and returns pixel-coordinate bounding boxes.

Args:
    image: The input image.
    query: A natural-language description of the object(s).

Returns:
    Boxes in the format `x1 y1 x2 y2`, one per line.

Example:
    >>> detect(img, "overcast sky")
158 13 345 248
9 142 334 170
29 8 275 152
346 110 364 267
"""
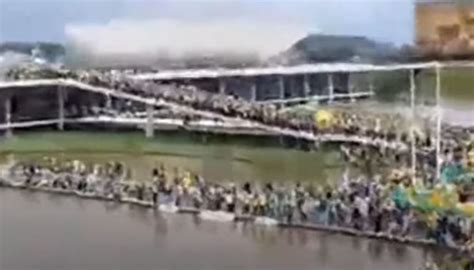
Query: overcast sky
0 0 414 45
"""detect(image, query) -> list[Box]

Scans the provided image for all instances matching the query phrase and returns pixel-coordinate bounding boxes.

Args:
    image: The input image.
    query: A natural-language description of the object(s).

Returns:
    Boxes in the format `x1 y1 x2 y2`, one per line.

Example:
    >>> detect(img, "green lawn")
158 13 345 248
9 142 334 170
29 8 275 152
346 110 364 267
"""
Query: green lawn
0 131 343 184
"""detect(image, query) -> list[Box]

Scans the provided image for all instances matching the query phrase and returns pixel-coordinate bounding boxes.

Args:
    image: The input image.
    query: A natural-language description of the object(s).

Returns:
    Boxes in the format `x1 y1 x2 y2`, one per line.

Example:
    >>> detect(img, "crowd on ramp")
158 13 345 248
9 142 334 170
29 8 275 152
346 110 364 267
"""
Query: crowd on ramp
4 66 473 152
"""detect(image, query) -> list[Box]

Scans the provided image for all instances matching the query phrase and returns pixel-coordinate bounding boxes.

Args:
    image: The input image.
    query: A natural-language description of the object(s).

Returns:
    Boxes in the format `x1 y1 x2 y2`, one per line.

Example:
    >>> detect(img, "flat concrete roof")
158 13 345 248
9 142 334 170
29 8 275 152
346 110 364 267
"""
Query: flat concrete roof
129 61 474 81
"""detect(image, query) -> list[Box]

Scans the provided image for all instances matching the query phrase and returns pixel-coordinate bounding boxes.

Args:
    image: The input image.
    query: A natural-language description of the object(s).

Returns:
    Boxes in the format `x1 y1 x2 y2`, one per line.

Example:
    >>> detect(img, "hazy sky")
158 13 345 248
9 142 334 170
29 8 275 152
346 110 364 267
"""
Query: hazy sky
0 0 414 45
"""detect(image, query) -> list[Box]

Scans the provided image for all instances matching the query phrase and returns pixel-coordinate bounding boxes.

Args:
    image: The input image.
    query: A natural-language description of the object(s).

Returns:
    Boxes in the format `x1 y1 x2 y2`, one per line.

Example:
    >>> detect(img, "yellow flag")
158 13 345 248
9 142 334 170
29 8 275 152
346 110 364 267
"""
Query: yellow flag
314 110 333 129
429 190 443 208
457 202 474 216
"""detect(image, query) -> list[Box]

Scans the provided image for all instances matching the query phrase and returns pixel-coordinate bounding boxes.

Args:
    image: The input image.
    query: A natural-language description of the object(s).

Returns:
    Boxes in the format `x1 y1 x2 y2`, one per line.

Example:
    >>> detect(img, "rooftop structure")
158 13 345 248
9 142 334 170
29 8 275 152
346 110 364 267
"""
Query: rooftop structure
130 62 474 105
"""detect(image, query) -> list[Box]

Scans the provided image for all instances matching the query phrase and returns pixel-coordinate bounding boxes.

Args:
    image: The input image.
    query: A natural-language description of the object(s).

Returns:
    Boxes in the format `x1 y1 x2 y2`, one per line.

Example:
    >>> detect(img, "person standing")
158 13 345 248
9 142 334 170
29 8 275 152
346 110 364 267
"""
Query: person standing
151 168 159 208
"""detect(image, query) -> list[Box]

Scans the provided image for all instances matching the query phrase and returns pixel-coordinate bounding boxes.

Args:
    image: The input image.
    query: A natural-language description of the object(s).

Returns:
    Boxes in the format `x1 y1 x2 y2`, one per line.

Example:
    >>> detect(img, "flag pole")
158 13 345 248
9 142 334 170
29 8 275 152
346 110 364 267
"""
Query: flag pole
435 63 442 181
409 69 416 185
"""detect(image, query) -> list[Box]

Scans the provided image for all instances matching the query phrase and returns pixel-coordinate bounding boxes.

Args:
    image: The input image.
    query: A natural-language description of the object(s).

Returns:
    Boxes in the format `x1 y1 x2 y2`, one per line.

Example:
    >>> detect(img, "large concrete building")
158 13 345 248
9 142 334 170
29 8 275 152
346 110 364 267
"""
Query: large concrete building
131 65 377 105
416 0 474 57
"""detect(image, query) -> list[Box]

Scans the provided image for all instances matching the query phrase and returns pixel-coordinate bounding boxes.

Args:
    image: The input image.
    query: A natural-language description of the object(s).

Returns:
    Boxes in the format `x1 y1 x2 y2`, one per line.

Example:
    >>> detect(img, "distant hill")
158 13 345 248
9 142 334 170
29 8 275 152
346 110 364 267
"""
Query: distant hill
0 42 65 63
272 34 404 65
1 35 411 69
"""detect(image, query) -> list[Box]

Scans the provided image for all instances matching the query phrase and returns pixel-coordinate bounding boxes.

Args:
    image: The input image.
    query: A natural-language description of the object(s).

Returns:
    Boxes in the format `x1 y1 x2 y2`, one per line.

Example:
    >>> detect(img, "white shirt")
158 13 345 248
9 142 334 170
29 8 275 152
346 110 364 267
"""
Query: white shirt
355 196 369 217
375 118 381 133
225 194 233 204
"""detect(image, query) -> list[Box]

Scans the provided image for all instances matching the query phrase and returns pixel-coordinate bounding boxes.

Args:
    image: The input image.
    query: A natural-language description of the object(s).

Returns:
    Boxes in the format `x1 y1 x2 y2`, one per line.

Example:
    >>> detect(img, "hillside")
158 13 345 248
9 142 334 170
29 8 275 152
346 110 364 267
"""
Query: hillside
273 34 403 65
1 35 406 68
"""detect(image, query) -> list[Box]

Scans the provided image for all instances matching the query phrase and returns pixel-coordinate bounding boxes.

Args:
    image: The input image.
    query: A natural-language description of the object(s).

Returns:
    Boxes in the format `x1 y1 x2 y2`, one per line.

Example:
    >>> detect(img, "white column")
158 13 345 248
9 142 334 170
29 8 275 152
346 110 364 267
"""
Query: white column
250 78 257 102
106 94 112 112
278 75 285 108
409 69 416 185
58 86 64 131
348 73 355 103
218 78 226 95
145 103 154 138
328 74 334 104
4 97 12 138
435 64 442 181
278 75 285 99
303 74 311 97
368 72 375 95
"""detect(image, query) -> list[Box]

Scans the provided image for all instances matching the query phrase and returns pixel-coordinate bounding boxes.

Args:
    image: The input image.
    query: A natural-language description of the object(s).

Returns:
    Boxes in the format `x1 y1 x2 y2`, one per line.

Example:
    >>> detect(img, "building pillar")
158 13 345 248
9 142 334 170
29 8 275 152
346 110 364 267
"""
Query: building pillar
4 97 12 138
106 94 112 112
278 75 285 108
303 74 311 97
58 86 64 131
328 74 334 104
368 72 375 95
278 75 285 99
145 103 154 138
250 78 257 102
348 74 355 103
218 78 226 95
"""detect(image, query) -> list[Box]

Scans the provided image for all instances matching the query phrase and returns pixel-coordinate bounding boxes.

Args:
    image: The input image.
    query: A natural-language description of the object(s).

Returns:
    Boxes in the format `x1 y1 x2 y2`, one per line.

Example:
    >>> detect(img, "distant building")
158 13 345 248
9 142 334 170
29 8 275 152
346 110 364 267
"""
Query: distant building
416 0 474 58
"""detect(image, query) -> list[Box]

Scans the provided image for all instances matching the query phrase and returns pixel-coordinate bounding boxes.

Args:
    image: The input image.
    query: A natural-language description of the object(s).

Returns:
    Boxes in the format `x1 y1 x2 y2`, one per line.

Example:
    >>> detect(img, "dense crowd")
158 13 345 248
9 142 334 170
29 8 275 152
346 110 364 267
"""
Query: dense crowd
6 66 473 152
3 65 474 268
4 66 474 181
1 157 472 256
5 61 474 270
421 255 473 270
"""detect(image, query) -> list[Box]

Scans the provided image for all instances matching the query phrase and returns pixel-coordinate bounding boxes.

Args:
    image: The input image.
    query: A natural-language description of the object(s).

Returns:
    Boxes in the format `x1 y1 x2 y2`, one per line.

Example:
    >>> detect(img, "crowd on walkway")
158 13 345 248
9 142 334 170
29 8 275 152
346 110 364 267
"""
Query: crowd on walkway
5 66 474 179
1 157 473 256
9 67 474 148
6 66 474 157
421 254 473 270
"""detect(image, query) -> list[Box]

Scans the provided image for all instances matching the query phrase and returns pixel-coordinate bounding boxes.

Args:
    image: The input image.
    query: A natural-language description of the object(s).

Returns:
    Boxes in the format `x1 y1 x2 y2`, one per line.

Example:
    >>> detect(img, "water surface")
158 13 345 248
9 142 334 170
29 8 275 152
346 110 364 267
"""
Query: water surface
0 188 436 270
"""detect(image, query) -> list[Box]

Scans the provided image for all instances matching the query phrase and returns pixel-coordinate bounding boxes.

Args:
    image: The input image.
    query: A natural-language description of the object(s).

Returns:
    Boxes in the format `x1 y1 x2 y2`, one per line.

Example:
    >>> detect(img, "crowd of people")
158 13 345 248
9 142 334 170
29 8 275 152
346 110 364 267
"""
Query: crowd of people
421 255 473 270
3 65 474 268
6 66 472 151
1 157 472 256
5 66 473 186
5 65 474 186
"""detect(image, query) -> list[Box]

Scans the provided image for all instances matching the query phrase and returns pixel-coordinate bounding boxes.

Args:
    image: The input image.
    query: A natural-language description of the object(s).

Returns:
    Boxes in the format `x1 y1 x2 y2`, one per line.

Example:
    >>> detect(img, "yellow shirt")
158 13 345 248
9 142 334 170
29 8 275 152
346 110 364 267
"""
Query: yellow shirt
183 175 192 189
